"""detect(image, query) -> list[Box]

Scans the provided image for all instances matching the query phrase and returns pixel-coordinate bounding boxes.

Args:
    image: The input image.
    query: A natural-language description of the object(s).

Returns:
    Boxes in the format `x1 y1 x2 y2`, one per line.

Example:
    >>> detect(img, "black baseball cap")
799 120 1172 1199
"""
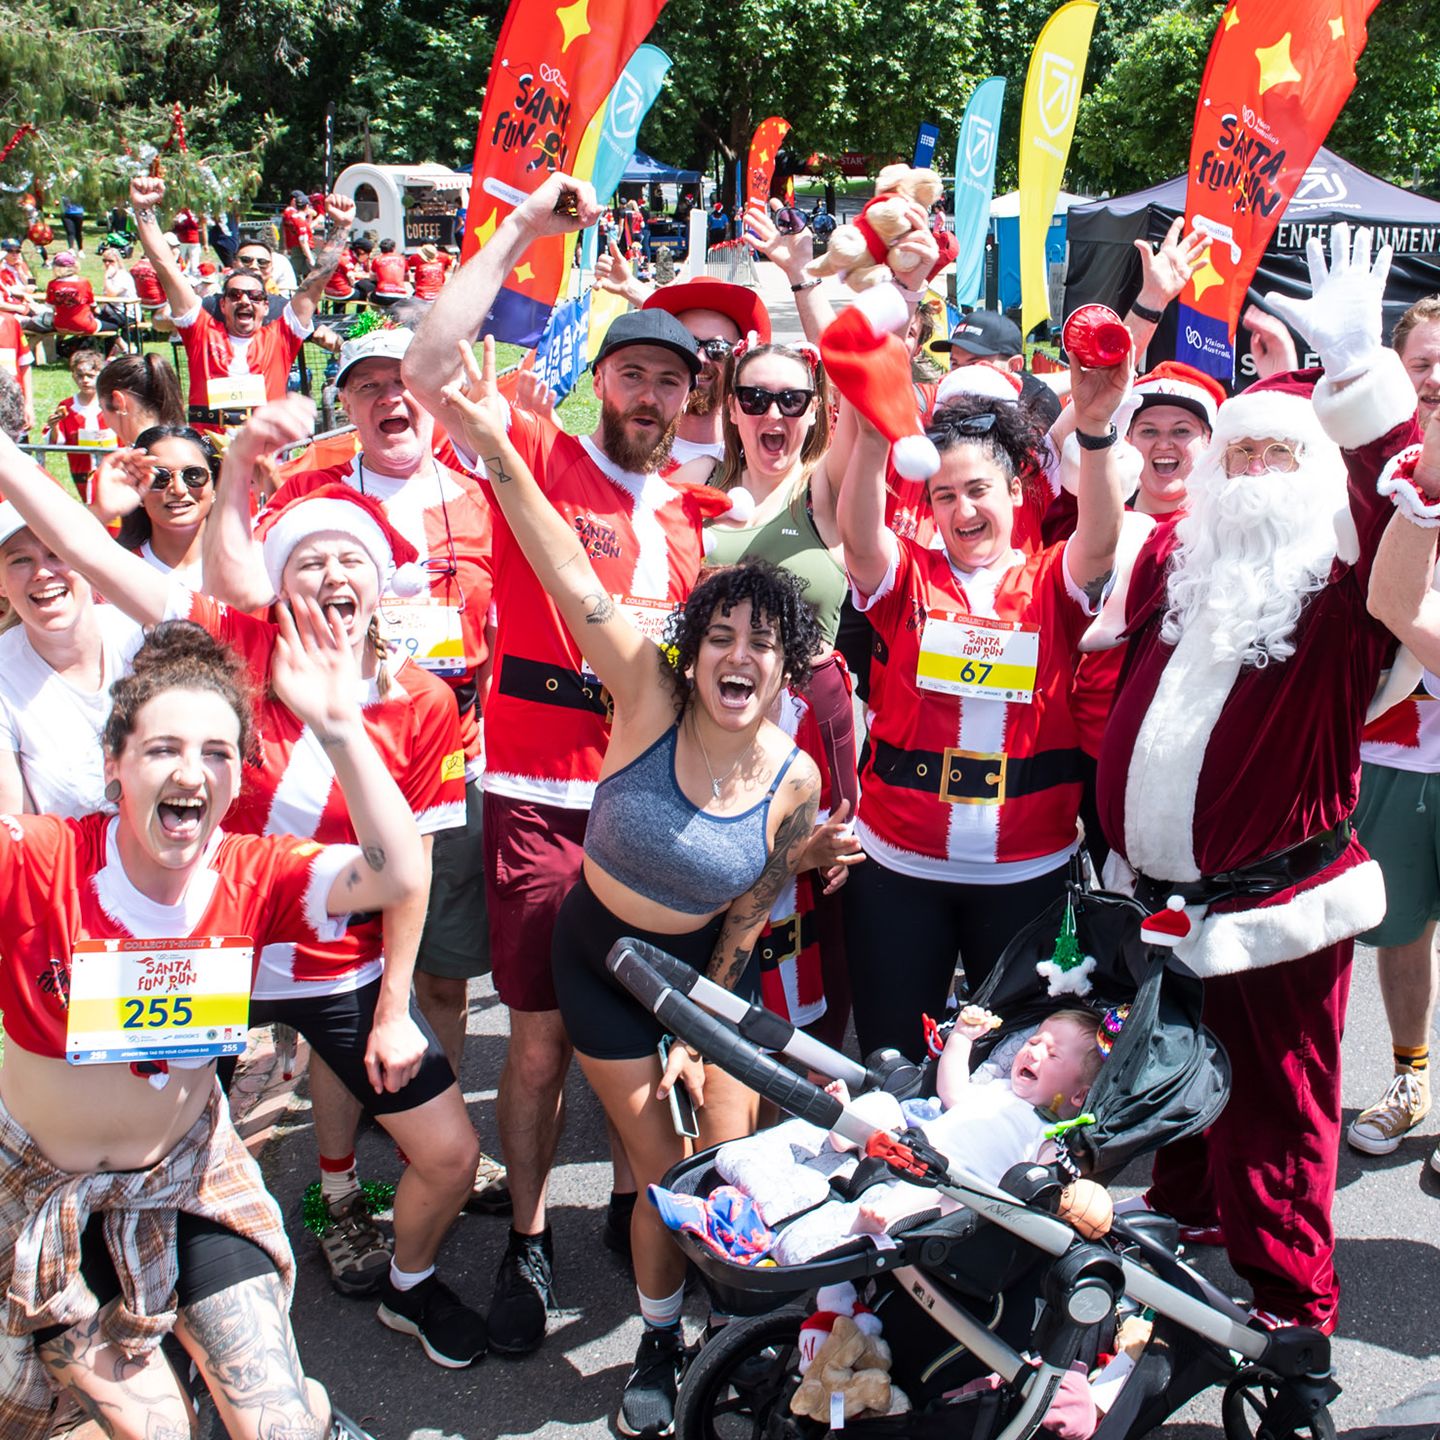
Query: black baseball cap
934 310 1024 359
593 310 702 378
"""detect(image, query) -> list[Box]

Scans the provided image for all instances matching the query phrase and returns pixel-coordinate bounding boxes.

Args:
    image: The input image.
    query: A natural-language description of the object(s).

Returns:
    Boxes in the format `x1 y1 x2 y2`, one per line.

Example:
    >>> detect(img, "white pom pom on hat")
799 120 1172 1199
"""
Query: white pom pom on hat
892 433 941 480
725 487 756 523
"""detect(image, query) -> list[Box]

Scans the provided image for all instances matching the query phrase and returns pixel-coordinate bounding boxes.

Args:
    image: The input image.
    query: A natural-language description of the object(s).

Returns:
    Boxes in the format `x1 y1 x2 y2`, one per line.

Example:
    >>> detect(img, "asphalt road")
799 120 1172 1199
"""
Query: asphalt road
256 943 1440 1440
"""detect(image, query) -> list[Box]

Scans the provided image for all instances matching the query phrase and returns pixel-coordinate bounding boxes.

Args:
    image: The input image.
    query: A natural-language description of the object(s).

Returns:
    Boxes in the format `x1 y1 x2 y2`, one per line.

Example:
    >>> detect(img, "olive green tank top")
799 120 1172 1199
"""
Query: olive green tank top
704 499 847 647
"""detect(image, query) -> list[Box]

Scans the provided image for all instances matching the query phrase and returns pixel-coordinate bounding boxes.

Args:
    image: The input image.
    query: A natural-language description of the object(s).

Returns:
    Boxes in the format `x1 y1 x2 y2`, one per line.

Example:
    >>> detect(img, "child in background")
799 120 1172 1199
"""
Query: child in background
46 349 112 499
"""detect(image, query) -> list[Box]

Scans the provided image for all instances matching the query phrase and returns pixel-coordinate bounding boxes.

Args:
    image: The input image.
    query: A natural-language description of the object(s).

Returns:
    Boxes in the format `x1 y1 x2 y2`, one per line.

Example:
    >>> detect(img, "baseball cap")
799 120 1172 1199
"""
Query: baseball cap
0 500 29 548
934 311 1024 359
335 325 414 387
1 238 20 252
593 310 702 377
643 277 772 345
291 189 309 204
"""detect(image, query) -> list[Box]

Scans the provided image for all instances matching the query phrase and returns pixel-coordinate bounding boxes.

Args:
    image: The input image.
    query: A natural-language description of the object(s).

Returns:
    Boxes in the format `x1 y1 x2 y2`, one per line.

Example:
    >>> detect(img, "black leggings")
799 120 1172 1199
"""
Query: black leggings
842 857 1072 1060
34 1212 274 1345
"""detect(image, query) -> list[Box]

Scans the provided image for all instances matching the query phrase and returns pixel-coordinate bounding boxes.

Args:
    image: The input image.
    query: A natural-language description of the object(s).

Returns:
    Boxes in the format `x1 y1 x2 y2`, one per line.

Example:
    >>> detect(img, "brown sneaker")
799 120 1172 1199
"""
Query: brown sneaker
318 1193 393 1296
1346 1068 1430 1155
464 1150 513 1216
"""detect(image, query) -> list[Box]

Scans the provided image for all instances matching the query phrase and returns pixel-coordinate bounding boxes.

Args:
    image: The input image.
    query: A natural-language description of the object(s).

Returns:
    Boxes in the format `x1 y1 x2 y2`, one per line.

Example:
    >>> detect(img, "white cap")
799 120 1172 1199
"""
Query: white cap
0 500 28 547
335 326 414 388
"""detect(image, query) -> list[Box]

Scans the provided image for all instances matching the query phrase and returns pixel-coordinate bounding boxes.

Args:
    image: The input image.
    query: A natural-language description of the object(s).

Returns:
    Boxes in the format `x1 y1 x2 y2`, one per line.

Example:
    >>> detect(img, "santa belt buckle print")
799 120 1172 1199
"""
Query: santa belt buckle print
937 747 1006 806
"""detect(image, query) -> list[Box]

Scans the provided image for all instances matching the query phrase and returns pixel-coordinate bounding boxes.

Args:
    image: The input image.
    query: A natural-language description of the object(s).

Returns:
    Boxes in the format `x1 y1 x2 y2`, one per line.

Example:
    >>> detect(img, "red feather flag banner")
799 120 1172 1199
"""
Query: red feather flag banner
461 0 670 345
1175 0 1383 378
746 116 790 213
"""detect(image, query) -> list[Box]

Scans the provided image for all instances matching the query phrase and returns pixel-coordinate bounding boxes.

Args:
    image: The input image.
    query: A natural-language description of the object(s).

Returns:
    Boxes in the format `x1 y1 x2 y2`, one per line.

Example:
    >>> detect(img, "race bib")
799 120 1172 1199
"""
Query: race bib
77 427 116 450
206 373 267 411
381 597 466 677
916 611 1039 704
65 936 253 1065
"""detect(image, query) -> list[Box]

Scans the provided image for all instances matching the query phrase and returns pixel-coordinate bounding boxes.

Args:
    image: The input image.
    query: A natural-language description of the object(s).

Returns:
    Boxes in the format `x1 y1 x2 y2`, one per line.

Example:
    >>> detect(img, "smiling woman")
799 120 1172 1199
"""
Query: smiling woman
113 425 220 589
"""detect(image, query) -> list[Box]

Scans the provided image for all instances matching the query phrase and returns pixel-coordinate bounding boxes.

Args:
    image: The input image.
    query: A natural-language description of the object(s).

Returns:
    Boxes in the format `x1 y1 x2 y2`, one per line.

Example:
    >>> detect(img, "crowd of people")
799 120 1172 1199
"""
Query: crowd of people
0 155 1434 1440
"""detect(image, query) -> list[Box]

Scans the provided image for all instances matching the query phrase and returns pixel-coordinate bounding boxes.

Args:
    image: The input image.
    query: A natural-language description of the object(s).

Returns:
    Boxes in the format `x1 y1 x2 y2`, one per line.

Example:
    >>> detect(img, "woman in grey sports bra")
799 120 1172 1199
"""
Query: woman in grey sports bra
445 345 834 1431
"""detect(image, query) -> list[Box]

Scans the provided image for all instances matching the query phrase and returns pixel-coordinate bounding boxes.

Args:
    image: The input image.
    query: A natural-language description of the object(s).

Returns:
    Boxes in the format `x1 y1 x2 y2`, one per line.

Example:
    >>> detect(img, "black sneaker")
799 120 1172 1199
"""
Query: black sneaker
602 1191 637 1263
376 1273 487 1368
617 1324 687 1437
487 1229 555 1357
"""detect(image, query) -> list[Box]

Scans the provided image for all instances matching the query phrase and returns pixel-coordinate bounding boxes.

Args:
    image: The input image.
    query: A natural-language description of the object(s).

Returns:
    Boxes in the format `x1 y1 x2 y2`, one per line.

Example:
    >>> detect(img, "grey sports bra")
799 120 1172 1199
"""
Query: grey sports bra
585 725 801 916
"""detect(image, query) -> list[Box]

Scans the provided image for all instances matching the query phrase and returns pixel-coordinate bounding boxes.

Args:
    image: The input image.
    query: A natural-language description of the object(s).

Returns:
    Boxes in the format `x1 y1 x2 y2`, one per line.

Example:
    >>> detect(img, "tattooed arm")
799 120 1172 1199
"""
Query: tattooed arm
707 765 821 990
288 194 355 331
269 597 428 917
438 336 661 714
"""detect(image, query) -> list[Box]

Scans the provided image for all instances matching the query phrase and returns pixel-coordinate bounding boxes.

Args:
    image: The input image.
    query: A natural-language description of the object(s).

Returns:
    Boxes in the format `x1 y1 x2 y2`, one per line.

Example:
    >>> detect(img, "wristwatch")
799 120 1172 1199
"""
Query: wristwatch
1075 424 1118 450
1129 299 1163 323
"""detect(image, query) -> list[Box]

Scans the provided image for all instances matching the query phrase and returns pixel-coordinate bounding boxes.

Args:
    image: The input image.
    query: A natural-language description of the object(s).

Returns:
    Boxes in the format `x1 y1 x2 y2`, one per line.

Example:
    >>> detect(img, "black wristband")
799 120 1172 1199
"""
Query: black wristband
1129 299 1163 324
1075 424 1118 451
791 278 822 292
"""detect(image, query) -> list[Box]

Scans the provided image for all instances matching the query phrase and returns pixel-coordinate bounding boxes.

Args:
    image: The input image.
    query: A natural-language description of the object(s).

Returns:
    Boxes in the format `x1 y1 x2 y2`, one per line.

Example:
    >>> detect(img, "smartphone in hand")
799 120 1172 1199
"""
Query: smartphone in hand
657 1034 700 1139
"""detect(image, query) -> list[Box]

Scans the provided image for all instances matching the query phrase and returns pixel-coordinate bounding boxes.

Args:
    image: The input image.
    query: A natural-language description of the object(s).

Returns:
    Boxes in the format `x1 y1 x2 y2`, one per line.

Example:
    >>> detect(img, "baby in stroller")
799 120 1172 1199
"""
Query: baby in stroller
697 1005 1117 1266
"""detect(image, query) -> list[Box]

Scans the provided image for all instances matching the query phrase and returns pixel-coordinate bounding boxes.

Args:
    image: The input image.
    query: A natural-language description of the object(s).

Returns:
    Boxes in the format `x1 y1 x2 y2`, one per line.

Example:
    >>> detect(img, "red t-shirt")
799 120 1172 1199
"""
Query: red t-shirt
371 253 409 296
175 590 464 999
131 260 166 305
323 249 361 299
173 209 201 244
46 276 98 334
406 254 451 301
51 395 111 478
281 206 313 251
0 313 32 389
0 810 361 1059
173 302 309 421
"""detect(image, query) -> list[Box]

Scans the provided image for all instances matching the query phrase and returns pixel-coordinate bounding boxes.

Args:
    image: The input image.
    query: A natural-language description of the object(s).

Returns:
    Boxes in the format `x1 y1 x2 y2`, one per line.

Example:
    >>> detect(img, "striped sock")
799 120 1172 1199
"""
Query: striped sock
638 1282 686 1331
1395 1044 1429 1074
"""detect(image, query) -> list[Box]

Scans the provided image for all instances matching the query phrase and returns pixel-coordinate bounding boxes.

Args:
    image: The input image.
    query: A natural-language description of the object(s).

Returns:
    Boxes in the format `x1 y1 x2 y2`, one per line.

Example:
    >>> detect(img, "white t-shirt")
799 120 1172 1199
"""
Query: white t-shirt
669 436 725 466
0 607 145 817
138 540 204 592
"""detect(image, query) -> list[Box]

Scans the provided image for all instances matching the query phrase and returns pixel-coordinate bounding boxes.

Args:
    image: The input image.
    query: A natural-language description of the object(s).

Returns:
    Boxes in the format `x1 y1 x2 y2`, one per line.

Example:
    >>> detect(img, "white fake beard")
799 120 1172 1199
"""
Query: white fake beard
1159 454 1346 668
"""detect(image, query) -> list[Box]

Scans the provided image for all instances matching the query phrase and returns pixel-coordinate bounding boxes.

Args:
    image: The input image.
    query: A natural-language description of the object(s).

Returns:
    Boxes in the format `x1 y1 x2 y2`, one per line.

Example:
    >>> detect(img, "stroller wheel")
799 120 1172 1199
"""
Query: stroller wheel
673 1305 826 1440
1222 1367 1338 1440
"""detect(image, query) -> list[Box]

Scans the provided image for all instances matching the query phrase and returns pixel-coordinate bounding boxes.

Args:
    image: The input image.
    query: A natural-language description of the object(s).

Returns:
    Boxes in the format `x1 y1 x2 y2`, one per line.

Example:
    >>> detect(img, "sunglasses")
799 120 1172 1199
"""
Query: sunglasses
223 289 264 303
148 466 212 492
698 338 734 361
237 255 272 269
933 411 1000 437
734 385 814 418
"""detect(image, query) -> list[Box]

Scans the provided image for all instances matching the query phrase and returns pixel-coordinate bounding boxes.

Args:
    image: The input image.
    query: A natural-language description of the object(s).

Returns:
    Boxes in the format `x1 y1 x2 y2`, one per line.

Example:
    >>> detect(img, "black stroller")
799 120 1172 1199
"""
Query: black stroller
606 883 1340 1440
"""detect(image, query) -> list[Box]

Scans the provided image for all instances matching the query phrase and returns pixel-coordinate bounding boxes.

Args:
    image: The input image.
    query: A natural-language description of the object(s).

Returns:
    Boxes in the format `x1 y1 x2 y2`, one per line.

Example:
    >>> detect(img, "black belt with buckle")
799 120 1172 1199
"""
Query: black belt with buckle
497 655 609 717
1134 820 1352 910
870 739 1084 806
758 911 818 968
188 403 248 428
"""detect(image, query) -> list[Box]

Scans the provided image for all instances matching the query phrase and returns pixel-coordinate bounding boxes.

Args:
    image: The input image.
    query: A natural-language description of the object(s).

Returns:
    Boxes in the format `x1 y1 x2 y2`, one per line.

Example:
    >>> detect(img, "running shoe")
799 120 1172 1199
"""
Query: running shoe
487 1229 554 1356
464 1150 513 1216
617 1324 688 1438
377 1274 487 1368
317 1193 392 1296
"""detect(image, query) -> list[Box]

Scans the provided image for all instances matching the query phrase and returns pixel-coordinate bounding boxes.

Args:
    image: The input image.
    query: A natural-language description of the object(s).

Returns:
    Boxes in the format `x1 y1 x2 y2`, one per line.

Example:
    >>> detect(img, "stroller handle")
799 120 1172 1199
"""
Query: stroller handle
608 941 850 1135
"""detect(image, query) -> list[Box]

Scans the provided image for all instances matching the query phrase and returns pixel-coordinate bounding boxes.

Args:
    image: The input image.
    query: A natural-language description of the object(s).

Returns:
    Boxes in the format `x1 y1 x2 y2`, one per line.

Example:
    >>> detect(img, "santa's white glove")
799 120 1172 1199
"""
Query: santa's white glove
1262 223 1392 383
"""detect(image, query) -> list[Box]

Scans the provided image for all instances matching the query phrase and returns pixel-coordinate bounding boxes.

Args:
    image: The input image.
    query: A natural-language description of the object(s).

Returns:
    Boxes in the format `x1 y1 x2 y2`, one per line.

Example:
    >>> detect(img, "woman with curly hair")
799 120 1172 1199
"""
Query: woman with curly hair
837 367 1131 1063
442 338 825 1438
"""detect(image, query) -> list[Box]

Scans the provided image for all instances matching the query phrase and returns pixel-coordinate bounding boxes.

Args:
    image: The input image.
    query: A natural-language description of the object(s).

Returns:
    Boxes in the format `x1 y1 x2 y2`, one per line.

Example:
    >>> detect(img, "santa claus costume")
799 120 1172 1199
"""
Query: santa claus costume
1095 227 1419 1331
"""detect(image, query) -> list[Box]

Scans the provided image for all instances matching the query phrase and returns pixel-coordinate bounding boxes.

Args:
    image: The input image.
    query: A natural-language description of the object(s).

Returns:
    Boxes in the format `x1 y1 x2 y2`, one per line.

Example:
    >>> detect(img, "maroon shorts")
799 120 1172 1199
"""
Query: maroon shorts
483 791 589 1013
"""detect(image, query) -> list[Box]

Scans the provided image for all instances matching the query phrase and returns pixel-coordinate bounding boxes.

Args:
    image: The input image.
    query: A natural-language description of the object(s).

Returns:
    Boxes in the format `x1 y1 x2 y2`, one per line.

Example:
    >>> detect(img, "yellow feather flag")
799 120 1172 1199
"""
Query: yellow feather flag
1018 0 1097 341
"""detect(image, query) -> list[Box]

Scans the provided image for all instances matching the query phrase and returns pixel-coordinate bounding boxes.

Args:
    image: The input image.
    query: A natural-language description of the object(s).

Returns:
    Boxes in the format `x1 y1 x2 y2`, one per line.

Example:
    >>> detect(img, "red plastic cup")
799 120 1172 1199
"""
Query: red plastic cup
1062 305 1132 369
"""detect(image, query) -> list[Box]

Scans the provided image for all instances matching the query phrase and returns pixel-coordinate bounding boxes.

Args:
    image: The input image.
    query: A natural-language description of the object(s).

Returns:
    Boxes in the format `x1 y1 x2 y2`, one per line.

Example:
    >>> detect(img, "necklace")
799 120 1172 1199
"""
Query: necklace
692 715 747 800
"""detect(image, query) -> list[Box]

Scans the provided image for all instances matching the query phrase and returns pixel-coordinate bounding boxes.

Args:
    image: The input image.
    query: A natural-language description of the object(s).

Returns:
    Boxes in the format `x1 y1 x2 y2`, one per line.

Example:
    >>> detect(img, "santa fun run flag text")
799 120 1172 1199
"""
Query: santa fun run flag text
746 116 791 212
461 0 670 345
1177 0 1382 380
1018 0 1098 342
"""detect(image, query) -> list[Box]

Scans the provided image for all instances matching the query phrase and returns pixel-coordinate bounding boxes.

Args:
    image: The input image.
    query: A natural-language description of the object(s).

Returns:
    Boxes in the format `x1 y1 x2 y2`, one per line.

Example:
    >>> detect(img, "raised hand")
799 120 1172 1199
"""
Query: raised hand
1264 223 1393 382
593 238 635 296
88 447 153 521
1134 216 1208 310
514 172 601 239
888 203 940 291
228 395 316 468
514 368 558 425
323 193 355 232
129 175 165 217
1242 303 1299 379
270 595 364 741
1070 345 1136 434
440 336 509 456
744 200 814 283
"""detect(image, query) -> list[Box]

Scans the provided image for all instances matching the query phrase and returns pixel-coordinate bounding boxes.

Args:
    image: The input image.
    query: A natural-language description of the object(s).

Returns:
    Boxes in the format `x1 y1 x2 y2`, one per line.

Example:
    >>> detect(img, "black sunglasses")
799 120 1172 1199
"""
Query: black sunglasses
734 385 814 418
948 412 1000 436
698 338 734 361
237 254 272 268
223 288 264 303
148 466 212 492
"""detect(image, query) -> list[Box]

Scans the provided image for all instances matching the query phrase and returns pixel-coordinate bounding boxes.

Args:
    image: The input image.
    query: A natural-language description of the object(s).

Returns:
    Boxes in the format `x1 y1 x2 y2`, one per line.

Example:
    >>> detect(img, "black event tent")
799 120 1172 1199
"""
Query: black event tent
1063 147 1440 388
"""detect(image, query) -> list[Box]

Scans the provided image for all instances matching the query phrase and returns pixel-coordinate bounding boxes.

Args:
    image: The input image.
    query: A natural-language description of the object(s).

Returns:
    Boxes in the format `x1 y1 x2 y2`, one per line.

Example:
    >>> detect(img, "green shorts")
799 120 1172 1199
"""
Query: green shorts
1352 761 1440 948
417 779 491 979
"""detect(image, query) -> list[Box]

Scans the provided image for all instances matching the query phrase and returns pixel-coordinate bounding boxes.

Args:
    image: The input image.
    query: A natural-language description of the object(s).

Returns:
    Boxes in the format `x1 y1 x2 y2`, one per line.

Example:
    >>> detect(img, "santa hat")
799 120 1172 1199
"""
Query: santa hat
820 286 939 481
1139 896 1192 949
935 364 1023 409
256 482 428 599
1207 371 1336 461
1128 361 1225 433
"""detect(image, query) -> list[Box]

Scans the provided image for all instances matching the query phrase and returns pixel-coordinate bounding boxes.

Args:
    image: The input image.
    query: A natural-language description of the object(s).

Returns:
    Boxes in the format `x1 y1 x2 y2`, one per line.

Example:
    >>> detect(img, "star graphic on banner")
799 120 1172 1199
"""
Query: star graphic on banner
1189 254 1225 302
514 262 535 283
556 0 591 53
1329 14 1345 38
1224 3 1240 30
758 148 771 163
1255 33 1302 94
473 208 499 248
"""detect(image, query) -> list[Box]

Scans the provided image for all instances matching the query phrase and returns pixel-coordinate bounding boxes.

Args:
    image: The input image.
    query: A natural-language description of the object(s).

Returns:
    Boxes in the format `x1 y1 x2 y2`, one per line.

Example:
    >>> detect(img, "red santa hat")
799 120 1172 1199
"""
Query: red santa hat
1128 361 1225 433
1206 371 1337 463
1139 896 1192 948
820 286 940 481
935 364 1024 409
256 482 428 600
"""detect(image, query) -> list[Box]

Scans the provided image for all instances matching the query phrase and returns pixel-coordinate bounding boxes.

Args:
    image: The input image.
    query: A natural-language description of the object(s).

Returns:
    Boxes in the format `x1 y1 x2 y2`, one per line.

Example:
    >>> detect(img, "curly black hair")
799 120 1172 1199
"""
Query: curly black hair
660 559 823 711
925 394 1049 504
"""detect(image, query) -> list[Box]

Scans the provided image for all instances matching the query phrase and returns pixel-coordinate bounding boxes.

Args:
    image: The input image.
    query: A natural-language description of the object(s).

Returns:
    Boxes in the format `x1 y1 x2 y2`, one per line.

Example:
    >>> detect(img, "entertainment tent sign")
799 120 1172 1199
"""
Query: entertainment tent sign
1063 148 1440 387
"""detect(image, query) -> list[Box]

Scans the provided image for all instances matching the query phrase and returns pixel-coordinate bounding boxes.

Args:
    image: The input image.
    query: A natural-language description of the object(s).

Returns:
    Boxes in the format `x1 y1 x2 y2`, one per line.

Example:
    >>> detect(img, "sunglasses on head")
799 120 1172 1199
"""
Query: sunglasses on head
148 466 212 492
734 385 814 418
951 412 1000 436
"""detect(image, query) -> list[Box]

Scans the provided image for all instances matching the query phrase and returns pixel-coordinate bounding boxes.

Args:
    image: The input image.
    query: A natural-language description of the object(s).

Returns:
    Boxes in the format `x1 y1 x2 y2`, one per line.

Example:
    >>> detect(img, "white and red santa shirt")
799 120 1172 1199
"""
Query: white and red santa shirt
407 252 452 301
0 312 31 388
281 206 313 252
1096 362 1419 978
463 409 708 809
51 393 111 479
0 810 362 1060
1358 645 1440 774
267 456 494 781
173 301 311 422
852 531 1096 881
167 589 465 1000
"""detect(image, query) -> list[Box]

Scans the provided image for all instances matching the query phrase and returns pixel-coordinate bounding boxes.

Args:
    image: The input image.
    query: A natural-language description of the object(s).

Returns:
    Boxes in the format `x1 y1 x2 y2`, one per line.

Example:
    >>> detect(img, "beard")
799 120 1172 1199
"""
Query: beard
684 360 725 417
599 399 680 473
1160 449 1347 668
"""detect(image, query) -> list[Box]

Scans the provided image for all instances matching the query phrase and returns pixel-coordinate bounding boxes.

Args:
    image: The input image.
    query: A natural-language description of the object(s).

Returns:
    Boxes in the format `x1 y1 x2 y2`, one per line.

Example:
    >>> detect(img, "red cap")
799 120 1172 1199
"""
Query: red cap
643 277 771 344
